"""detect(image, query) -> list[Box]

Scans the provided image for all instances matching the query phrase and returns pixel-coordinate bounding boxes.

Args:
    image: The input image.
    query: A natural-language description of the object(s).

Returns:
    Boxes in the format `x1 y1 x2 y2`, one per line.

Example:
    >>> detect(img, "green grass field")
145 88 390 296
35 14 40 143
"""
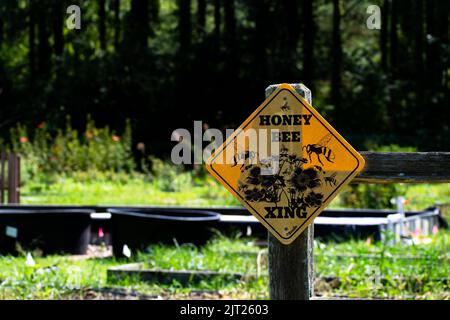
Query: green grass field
9 170 450 299
21 172 450 213
21 173 238 206
0 233 448 300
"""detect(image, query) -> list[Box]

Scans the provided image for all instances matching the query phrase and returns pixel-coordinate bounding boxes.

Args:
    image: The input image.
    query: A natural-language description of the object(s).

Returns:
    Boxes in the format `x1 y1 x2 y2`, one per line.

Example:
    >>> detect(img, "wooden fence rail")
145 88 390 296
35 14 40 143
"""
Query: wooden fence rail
0 152 20 204
355 152 450 183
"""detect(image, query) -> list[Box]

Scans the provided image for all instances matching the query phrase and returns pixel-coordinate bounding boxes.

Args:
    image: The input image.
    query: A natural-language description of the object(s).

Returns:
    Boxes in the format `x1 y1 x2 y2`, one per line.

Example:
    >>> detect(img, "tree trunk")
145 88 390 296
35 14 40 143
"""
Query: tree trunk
302 0 314 88
113 0 120 50
276 0 300 80
388 0 399 131
197 0 206 33
29 0 36 81
37 3 50 74
410 0 425 131
389 0 398 77
434 0 449 126
224 0 236 62
224 0 235 43
178 0 192 52
284 0 300 52
175 0 193 128
150 0 160 23
99 0 106 50
0 17 3 48
380 0 389 71
414 0 424 98
126 0 149 51
331 0 342 112
252 0 268 75
214 0 221 48
53 1 64 56
425 0 435 85
223 0 238 93
398 0 414 80
425 0 445 91
436 0 448 89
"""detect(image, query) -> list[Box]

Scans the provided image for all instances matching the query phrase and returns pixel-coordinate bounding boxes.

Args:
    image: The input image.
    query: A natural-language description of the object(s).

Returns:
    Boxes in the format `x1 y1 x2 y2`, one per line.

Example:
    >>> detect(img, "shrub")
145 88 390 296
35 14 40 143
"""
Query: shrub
150 157 192 192
10 116 134 181
339 144 415 209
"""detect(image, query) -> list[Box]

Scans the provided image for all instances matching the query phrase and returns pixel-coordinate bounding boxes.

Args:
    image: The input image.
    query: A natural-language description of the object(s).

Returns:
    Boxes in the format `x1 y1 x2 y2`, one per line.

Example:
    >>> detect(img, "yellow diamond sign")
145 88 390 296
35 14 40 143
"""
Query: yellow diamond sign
205 84 365 244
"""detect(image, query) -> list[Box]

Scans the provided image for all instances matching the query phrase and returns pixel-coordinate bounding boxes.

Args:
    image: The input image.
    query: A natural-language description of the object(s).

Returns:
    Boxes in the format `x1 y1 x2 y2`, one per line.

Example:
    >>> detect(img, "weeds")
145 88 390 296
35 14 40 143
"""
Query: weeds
0 233 448 300
10 116 134 181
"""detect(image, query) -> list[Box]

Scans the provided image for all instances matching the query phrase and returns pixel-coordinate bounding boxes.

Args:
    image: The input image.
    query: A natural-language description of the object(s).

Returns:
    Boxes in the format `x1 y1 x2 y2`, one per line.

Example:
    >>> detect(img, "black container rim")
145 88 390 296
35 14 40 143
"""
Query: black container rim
0 209 94 215
108 208 221 221
322 208 434 214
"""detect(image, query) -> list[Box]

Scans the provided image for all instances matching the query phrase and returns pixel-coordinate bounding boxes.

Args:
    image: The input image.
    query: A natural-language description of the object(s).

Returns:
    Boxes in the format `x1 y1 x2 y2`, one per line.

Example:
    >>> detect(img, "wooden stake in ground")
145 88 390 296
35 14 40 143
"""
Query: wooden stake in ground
266 83 314 300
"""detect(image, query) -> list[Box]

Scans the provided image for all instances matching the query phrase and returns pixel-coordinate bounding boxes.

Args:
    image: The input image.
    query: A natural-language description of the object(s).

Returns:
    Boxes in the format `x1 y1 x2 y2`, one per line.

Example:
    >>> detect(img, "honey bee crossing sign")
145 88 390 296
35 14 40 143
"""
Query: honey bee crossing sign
205 83 365 245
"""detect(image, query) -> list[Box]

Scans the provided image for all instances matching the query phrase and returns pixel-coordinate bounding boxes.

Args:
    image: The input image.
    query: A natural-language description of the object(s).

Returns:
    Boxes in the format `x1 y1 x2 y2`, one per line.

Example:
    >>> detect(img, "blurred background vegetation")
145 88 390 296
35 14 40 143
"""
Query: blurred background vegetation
0 0 448 151
11 117 450 210
0 0 448 208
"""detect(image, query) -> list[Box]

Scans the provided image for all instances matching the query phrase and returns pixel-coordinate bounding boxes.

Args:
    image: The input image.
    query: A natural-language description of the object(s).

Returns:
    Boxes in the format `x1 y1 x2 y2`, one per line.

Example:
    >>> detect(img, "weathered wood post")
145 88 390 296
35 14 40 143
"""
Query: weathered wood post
7 153 20 204
266 83 314 300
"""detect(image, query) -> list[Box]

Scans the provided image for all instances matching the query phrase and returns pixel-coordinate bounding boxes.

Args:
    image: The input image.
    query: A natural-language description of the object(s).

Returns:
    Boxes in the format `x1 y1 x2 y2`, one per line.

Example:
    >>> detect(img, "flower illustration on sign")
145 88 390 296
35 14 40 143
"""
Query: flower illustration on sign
237 150 335 215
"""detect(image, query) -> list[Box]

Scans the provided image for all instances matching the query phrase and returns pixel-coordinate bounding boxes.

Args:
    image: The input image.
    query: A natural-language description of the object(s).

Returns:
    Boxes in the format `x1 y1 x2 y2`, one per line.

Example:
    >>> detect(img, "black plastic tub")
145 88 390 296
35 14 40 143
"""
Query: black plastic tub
217 207 442 242
0 209 93 255
108 208 221 256
314 224 383 241
315 208 405 242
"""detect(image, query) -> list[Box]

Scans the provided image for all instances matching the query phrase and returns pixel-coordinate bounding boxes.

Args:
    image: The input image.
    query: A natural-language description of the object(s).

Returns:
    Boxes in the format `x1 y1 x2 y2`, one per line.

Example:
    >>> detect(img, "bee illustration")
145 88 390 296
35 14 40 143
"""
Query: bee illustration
302 133 335 166
280 96 290 112
280 144 289 155
298 157 309 165
312 165 323 172
232 150 257 169
324 172 338 186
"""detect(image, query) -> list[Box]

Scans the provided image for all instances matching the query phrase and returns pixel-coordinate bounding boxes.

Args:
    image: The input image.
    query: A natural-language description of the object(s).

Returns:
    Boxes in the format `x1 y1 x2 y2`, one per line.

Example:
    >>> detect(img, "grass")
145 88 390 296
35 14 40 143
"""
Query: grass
0 237 268 300
314 231 450 299
0 233 448 300
143 239 262 273
21 172 239 206
21 172 450 212
0 254 110 299
12 168 450 299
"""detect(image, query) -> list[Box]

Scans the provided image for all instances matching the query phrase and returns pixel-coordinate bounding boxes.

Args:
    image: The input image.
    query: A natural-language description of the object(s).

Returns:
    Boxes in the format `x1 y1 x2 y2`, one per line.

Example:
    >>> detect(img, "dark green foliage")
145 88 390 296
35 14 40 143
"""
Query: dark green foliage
0 0 447 155
340 184 404 209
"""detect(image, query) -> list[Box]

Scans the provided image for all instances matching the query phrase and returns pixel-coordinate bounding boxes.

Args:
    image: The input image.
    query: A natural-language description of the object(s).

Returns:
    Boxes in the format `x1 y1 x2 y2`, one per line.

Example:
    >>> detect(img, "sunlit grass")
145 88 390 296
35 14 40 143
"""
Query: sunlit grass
314 230 450 299
21 172 450 214
21 173 239 206
0 233 448 300
12 170 450 299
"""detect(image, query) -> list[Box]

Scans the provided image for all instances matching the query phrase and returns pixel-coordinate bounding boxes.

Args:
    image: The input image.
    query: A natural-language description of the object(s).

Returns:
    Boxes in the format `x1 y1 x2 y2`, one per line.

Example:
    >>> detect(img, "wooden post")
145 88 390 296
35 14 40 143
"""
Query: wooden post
0 151 6 204
353 152 450 183
266 83 314 300
7 153 20 204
